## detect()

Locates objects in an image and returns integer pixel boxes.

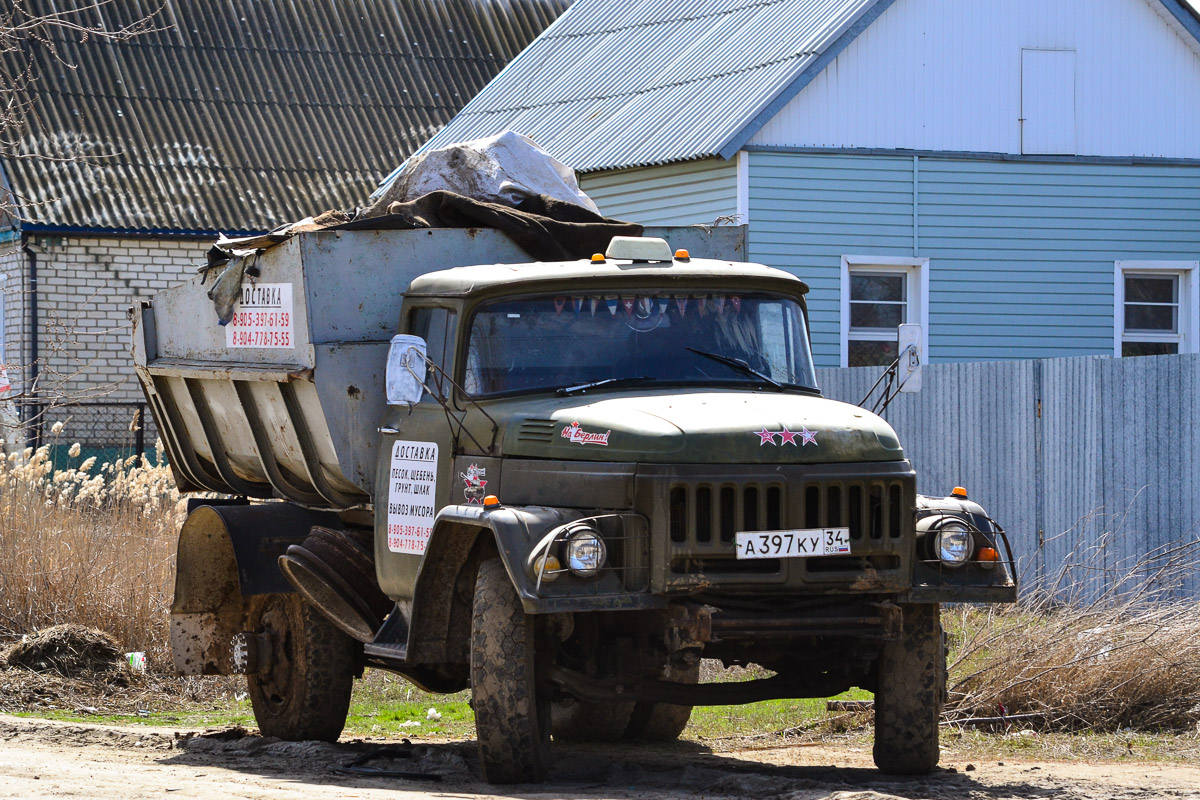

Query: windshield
[463,291,818,397]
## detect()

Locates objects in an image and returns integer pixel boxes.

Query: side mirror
[386,335,428,406]
[897,323,923,393]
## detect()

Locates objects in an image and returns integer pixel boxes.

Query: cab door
[374,305,458,602]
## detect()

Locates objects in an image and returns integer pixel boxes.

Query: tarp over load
[204,134,642,324]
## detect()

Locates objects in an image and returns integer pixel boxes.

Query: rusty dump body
[136,225,1015,783]
[132,228,534,506]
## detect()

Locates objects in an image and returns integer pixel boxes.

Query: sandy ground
[1,714,1198,800]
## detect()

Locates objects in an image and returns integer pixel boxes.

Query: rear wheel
[552,698,635,741]
[872,603,944,774]
[471,558,551,784]
[246,593,356,741]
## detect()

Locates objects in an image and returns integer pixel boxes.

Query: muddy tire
[246,593,356,742]
[624,661,697,741]
[872,603,944,774]
[552,698,635,741]
[471,558,550,784]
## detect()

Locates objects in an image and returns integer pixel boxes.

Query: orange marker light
[591,253,606,263]
[951,486,968,498]
[483,495,501,507]
[674,249,690,260]
[978,547,999,562]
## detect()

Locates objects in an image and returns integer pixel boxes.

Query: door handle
[377,427,399,435]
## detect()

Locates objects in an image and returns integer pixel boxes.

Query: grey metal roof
[415,0,889,174]
[0,0,569,236]
[414,0,1200,176]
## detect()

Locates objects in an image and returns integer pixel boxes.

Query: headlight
[564,526,607,577]
[934,520,972,567]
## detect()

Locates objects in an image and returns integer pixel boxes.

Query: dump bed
[132,228,532,507]
[133,225,746,509]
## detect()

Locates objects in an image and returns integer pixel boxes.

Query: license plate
[735,528,851,560]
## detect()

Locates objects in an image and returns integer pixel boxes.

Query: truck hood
[498,390,904,464]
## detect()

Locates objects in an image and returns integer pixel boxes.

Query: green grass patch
[688,688,873,740]
[8,703,257,729]
[343,677,475,738]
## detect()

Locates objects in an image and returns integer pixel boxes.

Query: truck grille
[637,462,916,588]
[668,479,905,545]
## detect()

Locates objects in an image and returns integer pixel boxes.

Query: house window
[1115,262,1198,357]
[841,257,929,368]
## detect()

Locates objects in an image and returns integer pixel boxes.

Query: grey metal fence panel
[818,354,1200,599]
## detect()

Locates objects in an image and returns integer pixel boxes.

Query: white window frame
[1114,261,1199,357]
[735,151,750,225]
[840,256,929,369]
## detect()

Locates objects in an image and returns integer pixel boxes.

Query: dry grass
[0,426,184,667]
[2,429,1199,738]
[945,534,1200,732]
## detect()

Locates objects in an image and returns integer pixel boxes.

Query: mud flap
[170,503,343,675]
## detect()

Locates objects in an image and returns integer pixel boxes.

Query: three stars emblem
[754,426,818,446]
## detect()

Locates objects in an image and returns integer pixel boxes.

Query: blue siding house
[411,0,1200,368]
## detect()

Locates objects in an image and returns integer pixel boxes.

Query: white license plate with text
[735,528,851,560]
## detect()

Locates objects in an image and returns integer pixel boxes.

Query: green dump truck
[133,228,1015,784]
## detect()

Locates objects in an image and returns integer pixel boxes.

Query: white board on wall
[1021,49,1077,155]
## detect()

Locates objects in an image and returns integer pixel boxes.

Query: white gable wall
[748,0,1200,158]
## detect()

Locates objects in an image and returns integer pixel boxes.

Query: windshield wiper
[686,348,783,389]
[556,376,654,396]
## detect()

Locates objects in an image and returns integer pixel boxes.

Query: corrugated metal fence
[817,354,1200,600]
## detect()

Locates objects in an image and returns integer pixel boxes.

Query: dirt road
[1,714,1197,800]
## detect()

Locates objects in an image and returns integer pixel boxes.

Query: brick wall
[29,236,206,403]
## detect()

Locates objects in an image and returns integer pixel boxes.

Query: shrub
[0,435,183,665]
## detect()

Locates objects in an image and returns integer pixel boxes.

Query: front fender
[405,504,661,665]
[900,496,1018,604]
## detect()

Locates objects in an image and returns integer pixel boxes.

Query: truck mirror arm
[857,344,920,417]
[409,357,500,456]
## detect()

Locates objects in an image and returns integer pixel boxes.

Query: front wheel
[246,593,356,741]
[471,558,551,784]
[872,603,944,774]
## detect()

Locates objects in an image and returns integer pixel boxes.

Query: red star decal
[778,426,799,446]
[755,427,777,446]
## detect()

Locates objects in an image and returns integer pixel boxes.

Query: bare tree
[1,1,162,218]
[0,1,163,447]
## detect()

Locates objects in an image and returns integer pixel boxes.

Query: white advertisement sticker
[225,283,294,348]
[386,440,439,554]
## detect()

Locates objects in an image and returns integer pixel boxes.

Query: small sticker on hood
[561,421,611,446]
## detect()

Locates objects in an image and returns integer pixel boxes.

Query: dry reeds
[0,426,184,665]
[945,530,1200,733]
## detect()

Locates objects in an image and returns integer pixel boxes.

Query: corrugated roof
[415,0,886,174]
[415,0,1200,176]
[0,0,570,235]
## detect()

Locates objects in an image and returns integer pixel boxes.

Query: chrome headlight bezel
[563,526,607,578]
[933,519,973,567]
